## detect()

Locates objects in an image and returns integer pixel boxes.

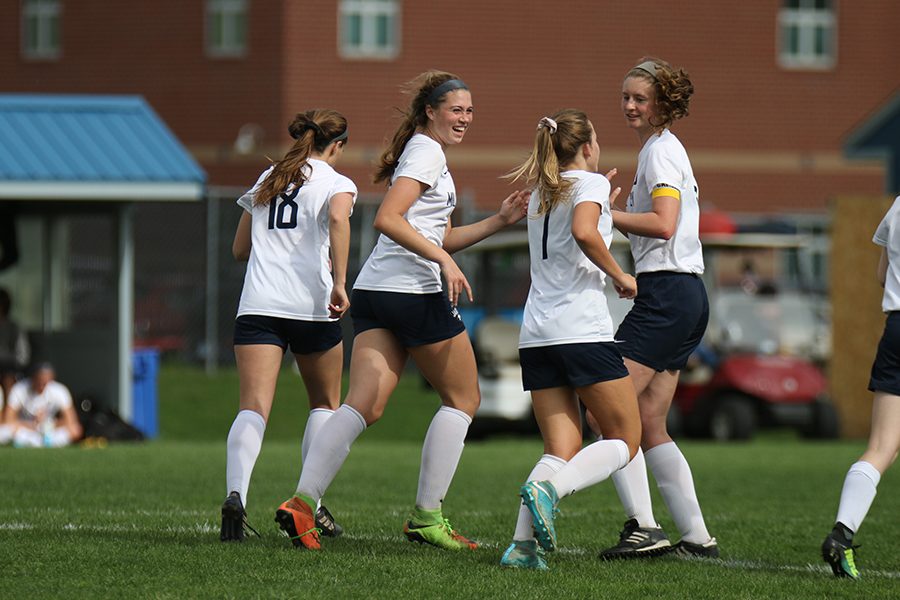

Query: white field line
[4,520,900,581]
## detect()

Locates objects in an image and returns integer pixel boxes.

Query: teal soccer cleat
[519,480,559,552]
[500,539,548,570]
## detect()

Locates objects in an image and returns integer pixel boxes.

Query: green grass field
[2,364,897,599]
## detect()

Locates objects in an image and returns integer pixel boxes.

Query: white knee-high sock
[513,454,566,541]
[296,404,367,501]
[549,439,630,498]
[646,441,710,544]
[47,428,72,448]
[13,428,42,448]
[836,461,881,533]
[302,408,335,465]
[611,447,658,528]
[416,406,472,510]
[225,409,266,507]
[0,424,13,445]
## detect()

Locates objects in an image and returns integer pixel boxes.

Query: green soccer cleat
[403,507,477,550]
[520,480,559,552]
[822,525,860,579]
[500,539,549,570]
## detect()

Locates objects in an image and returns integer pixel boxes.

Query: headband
[329,129,349,144]
[537,117,558,134]
[291,122,349,145]
[634,60,658,79]
[426,78,469,106]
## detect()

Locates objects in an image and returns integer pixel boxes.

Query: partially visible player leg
[501,453,565,570]
[599,359,671,559]
[402,332,480,550]
[279,329,405,549]
[505,386,581,567]
[823,391,900,578]
[222,344,281,541]
[522,378,637,554]
[639,368,717,557]
[295,342,344,537]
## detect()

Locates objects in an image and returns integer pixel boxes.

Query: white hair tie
[537,117,558,134]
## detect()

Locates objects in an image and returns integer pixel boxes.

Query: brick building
[3,0,898,214]
[2,0,899,363]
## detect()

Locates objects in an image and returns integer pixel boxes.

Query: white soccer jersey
[354,134,457,294]
[874,196,900,313]
[625,129,704,274]
[7,380,72,423]
[519,171,616,348]
[236,159,358,321]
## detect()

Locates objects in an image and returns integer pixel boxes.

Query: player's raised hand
[498,189,530,225]
[609,186,623,210]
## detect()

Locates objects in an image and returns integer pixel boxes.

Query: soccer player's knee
[625,438,641,461]
[544,440,581,461]
[442,395,479,417]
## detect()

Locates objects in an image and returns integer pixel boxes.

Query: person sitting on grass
[0,362,82,448]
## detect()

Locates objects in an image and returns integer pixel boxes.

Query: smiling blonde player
[499,110,641,570]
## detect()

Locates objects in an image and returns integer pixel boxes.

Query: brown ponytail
[253,109,348,207]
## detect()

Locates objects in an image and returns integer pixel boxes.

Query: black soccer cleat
[599,518,672,560]
[822,523,860,579]
[315,504,344,538]
[672,537,719,558]
[220,491,260,542]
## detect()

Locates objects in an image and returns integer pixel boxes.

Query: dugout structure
[830,196,895,438]
[0,95,205,421]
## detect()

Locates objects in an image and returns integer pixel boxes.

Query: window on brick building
[778,0,836,70]
[206,0,247,58]
[21,0,61,60]
[339,0,399,60]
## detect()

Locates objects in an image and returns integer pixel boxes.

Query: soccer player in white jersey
[589,57,718,559]
[0,362,82,448]
[275,70,528,551]
[821,196,900,579]
[497,110,641,570]
[220,109,356,542]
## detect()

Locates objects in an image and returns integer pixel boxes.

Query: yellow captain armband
[651,184,681,200]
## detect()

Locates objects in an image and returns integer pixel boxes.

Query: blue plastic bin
[132,348,160,438]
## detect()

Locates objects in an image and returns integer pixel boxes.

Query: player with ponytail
[221,108,355,542]
[499,109,640,570]
[276,70,529,552]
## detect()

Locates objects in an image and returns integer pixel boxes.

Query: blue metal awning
[0,94,205,201]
